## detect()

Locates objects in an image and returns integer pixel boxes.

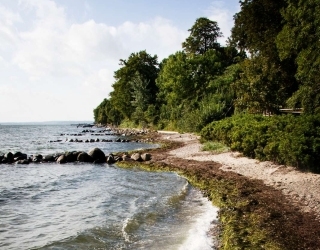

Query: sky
[0,0,240,122]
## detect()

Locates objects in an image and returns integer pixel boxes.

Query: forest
[93,0,320,171]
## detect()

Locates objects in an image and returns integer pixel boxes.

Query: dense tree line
[94,0,320,133]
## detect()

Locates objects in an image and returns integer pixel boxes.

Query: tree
[130,72,151,125]
[230,0,298,113]
[93,98,122,125]
[233,56,290,114]
[276,0,320,113]
[231,0,287,56]
[182,17,222,55]
[109,51,159,119]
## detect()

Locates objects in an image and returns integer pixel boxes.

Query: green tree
[109,50,159,119]
[93,98,122,125]
[130,72,151,125]
[182,17,222,55]
[231,0,286,56]
[276,0,320,113]
[230,0,298,113]
[233,56,290,113]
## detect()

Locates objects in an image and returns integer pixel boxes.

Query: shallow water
[0,124,218,249]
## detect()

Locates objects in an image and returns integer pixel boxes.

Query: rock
[65,151,78,162]
[4,152,13,162]
[106,154,116,164]
[57,155,67,164]
[77,152,93,162]
[122,153,133,162]
[14,155,27,161]
[131,153,142,161]
[88,148,105,163]
[43,154,55,162]
[16,159,29,165]
[32,155,42,163]
[141,153,151,161]
[13,152,24,158]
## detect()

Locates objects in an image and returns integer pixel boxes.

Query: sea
[0,123,219,250]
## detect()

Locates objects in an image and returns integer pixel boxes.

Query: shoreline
[127,131,320,249]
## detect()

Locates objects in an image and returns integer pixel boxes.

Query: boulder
[106,154,116,164]
[88,148,105,163]
[141,153,151,161]
[32,155,42,163]
[77,152,93,162]
[14,154,27,161]
[122,154,133,162]
[65,151,78,162]
[4,152,13,162]
[57,155,67,164]
[13,152,24,158]
[16,159,29,165]
[131,153,142,162]
[43,154,55,162]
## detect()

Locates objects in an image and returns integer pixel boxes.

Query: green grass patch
[202,141,230,153]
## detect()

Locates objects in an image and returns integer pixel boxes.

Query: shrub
[201,114,320,172]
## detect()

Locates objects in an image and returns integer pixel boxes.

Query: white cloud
[207,0,239,44]
[116,17,187,59]
[0,0,189,122]
[0,5,21,46]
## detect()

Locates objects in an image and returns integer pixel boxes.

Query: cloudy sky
[0,0,240,122]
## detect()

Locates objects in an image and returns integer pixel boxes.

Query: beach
[144,131,320,249]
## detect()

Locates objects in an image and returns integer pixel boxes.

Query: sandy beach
[157,131,320,218]
[145,131,320,249]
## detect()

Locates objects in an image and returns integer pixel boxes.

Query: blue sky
[0,0,240,122]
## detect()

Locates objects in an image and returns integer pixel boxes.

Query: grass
[202,141,230,154]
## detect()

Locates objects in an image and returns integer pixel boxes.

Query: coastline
[124,130,320,249]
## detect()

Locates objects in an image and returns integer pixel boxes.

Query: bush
[201,114,320,172]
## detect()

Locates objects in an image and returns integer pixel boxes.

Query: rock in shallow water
[88,148,105,163]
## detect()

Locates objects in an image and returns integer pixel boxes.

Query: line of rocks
[49,138,153,143]
[0,148,151,165]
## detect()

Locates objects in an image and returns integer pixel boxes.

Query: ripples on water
[0,124,218,249]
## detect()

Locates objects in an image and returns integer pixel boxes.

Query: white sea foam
[178,197,219,250]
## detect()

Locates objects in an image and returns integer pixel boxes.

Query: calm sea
[0,124,218,250]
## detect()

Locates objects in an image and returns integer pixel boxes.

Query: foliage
[201,141,230,153]
[201,114,320,172]
[110,50,159,120]
[93,98,122,125]
[233,56,292,114]
[182,17,222,55]
[276,0,320,114]
[230,0,299,114]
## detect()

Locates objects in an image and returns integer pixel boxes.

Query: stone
[16,159,29,165]
[43,154,55,162]
[106,154,116,164]
[57,155,67,164]
[131,153,142,161]
[77,152,93,162]
[65,151,78,162]
[88,148,105,162]
[141,153,151,161]
[4,152,13,162]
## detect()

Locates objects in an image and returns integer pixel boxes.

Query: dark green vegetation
[95,0,320,171]
[117,141,320,250]
[201,114,320,172]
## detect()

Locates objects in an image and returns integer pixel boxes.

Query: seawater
[0,124,218,249]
